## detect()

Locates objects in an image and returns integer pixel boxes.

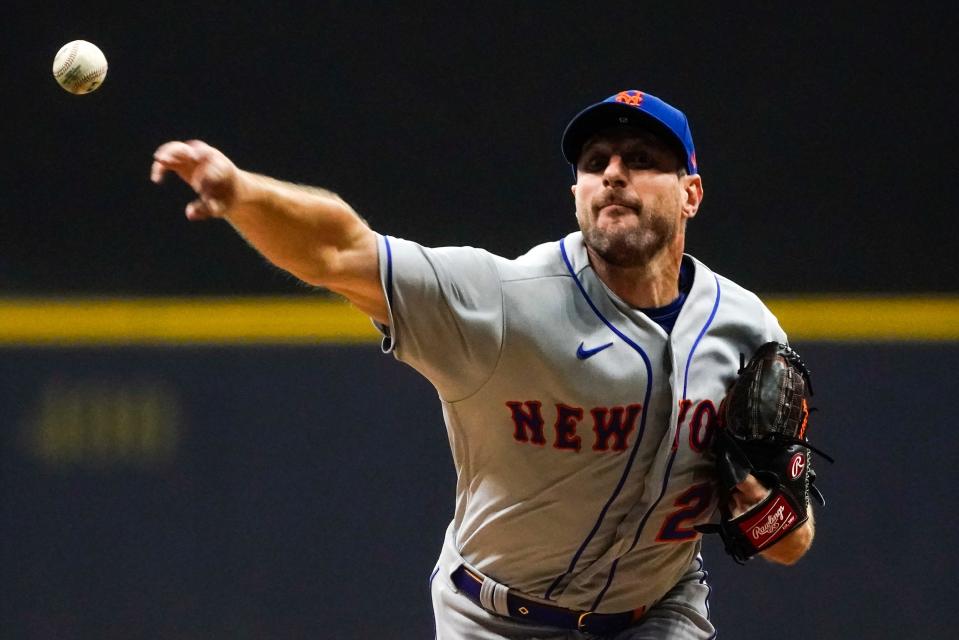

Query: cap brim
[561,102,684,166]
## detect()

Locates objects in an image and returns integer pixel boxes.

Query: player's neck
[588,238,684,309]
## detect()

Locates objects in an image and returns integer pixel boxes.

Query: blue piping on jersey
[384,235,395,310]
[591,270,722,610]
[380,236,396,351]
[590,442,681,609]
[545,238,655,601]
[683,275,722,399]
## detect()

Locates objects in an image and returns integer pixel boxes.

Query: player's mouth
[596,202,639,217]
[594,192,641,215]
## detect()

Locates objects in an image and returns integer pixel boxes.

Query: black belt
[450,565,645,635]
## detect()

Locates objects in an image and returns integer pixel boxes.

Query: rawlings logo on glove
[697,342,833,564]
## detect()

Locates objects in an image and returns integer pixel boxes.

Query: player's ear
[681,175,703,220]
[570,184,577,197]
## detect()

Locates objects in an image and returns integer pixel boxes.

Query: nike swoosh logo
[576,341,614,360]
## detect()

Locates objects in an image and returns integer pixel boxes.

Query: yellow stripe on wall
[0,297,378,346]
[765,296,959,341]
[0,296,956,345]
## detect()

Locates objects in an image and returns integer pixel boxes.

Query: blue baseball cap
[561,90,698,175]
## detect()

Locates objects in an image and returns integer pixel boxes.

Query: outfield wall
[1,302,955,639]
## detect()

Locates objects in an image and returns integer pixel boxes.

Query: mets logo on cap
[614,91,644,107]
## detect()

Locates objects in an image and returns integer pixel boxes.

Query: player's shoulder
[381,233,569,284]
[496,231,580,282]
[687,255,764,307]
[687,254,787,342]
[383,234,497,267]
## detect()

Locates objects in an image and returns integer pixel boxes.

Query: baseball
[52,40,108,94]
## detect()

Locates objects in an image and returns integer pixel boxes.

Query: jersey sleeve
[761,304,789,345]
[374,234,505,402]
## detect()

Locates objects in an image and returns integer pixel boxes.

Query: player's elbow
[290,245,343,286]
[293,228,374,286]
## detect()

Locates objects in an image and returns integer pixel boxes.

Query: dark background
[2,2,956,295]
[3,3,958,640]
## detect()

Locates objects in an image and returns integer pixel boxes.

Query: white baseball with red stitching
[53,40,108,94]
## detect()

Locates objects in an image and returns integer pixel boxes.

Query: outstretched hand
[150,140,240,221]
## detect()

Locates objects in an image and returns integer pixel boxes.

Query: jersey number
[657,483,714,542]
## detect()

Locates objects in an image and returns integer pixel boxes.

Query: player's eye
[624,151,653,168]
[580,154,608,173]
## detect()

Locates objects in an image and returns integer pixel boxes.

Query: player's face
[572,127,701,268]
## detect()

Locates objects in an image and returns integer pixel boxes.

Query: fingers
[151,140,197,185]
[150,140,227,183]
[149,159,167,183]
[152,139,233,219]
[185,199,209,221]
[185,197,225,221]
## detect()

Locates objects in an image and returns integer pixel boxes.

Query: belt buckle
[577,611,592,632]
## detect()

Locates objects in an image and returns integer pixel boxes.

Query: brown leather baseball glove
[697,342,832,563]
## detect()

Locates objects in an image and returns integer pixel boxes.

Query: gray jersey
[375,230,786,615]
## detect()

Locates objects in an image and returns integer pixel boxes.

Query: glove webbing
[738,344,814,395]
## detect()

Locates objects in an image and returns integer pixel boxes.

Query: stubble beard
[579,203,678,269]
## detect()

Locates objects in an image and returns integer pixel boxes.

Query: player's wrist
[219,170,273,219]
[728,476,771,517]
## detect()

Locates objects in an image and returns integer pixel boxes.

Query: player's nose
[602,155,628,187]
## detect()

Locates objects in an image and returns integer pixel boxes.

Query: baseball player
[151,89,817,638]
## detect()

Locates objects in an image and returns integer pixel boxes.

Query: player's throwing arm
[150,140,386,322]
